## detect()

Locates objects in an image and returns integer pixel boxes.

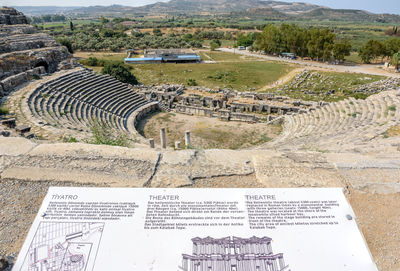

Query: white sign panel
[13,187,377,271]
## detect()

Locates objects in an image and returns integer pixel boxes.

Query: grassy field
[75,50,392,101]
[74,51,126,62]
[132,61,292,90]
[202,39,236,48]
[37,19,96,29]
[76,50,294,91]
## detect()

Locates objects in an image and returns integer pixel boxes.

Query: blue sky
[5,0,400,15]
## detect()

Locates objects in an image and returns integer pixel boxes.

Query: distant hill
[11,6,80,16]
[12,1,400,23]
[129,0,321,14]
[295,8,400,23]
[239,7,400,23]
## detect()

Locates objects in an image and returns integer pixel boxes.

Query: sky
[4,0,400,15]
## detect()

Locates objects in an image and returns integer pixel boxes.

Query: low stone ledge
[0,66,45,94]
[126,101,160,144]
[0,136,37,156]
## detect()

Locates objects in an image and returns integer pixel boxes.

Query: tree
[236,33,257,47]
[101,63,138,85]
[213,39,221,46]
[391,52,400,70]
[70,21,74,31]
[153,28,162,36]
[210,41,219,51]
[333,39,352,62]
[255,24,281,54]
[100,17,109,24]
[56,38,73,54]
[359,39,385,63]
[384,38,400,57]
[42,15,52,22]
[307,28,335,61]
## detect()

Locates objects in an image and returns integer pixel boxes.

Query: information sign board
[13,187,377,271]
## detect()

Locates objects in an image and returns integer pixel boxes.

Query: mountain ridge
[12,0,400,23]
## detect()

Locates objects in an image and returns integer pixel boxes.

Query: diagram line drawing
[180,236,290,271]
[20,222,104,271]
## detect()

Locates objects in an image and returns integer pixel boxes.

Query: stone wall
[176,104,215,117]
[125,102,160,143]
[176,104,265,123]
[135,83,316,124]
[0,66,45,96]
[0,24,37,36]
[0,33,58,54]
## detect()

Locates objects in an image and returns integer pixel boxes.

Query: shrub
[32,74,41,80]
[63,136,78,142]
[86,57,98,66]
[0,106,9,115]
[388,105,397,111]
[187,78,197,86]
[101,63,138,85]
[89,120,129,147]
[210,41,219,51]
[56,38,74,54]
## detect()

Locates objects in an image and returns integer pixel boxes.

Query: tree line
[30,14,67,24]
[359,38,400,64]
[254,24,351,62]
[49,23,204,51]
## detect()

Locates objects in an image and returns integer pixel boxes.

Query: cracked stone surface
[253,151,346,188]
[1,138,400,270]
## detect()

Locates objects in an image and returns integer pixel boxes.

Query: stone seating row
[27,70,149,133]
[272,90,400,150]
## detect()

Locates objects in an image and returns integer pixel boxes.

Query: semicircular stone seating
[269,90,400,151]
[27,69,149,134]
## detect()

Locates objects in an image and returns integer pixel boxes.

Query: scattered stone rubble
[279,69,400,96]
[355,77,400,94]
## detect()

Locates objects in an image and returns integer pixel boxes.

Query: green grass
[63,136,78,143]
[77,50,292,91]
[74,51,125,62]
[345,52,363,64]
[131,61,292,91]
[202,39,235,47]
[198,51,240,61]
[38,19,95,29]
[0,105,9,115]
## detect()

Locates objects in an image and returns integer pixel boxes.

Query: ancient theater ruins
[1,5,400,271]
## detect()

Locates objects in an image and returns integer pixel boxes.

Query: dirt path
[258,68,304,91]
[219,48,400,78]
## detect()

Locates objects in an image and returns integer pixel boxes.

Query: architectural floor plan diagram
[20,222,104,271]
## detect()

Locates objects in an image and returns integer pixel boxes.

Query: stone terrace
[21,69,153,140]
[264,90,400,153]
[0,7,70,98]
